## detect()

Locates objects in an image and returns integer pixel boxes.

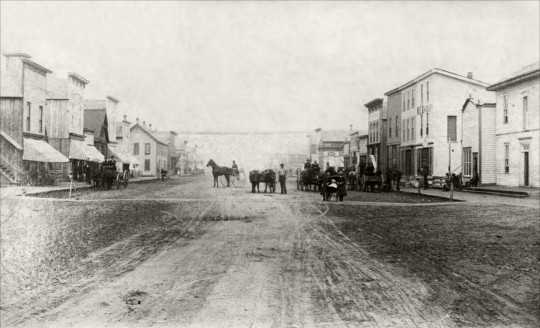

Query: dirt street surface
[1,176,538,328]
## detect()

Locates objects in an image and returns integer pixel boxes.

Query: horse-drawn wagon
[296,168,323,191]
[91,165,129,190]
[360,173,383,192]
[206,159,245,188]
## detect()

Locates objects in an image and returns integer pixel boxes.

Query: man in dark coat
[421,165,429,190]
[304,159,311,170]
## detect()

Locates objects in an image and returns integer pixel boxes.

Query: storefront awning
[86,145,105,163]
[107,146,131,164]
[127,154,140,165]
[69,139,94,161]
[23,138,69,163]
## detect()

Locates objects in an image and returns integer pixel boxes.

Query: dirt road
[1,176,538,327]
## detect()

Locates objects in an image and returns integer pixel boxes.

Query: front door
[523,152,529,186]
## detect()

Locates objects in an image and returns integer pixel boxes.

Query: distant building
[385,68,492,179]
[385,87,402,170]
[487,61,540,187]
[113,114,139,171]
[364,98,387,172]
[317,130,349,170]
[154,130,179,174]
[461,98,497,186]
[130,119,168,176]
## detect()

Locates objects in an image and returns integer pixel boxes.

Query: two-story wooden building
[487,61,539,187]
[130,119,168,176]
[0,53,68,185]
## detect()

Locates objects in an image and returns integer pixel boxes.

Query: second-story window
[406,119,410,140]
[395,116,398,137]
[412,117,415,139]
[26,102,31,131]
[133,143,139,155]
[407,90,410,109]
[447,116,457,142]
[421,84,424,104]
[376,122,379,142]
[39,106,43,133]
[402,119,405,141]
[412,88,415,108]
[523,96,528,130]
[389,118,392,137]
[402,93,405,112]
[426,82,430,102]
[145,143,151,155]
[503,95,508,124]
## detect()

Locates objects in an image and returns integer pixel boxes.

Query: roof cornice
[486,70,540,91]
[385,68,490,96]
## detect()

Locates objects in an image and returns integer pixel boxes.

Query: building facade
[365,98,387,172]
[487,62,539,187]
[385,91,401,171]
[130,120,168,176]
[461,98,496,186]
[0,53,69,185]
[385,69,493,180]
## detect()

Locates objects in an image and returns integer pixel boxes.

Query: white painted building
[487,61,540,187]
[461,99,497,186]
[130,119,168,176]
[385,69,493,178]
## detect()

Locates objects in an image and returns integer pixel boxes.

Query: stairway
[0,161,19,185]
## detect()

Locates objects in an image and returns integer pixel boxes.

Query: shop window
[145,159,151,171]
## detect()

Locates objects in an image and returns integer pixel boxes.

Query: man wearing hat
[304,159,312,170]
[278,163,287,194]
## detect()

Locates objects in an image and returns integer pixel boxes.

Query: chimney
[350,124,353,131]
[136,118,139,124]
[149,123,152,130]
[467,72,473,79]
[123,114,127,121]
[143,121,146,127]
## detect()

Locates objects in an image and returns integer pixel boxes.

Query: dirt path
[4,178,536,327]
[13,183,455,328]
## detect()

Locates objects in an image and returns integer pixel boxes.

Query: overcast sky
[1,1,538,133]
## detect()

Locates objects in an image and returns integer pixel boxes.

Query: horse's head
[206,159,213,167]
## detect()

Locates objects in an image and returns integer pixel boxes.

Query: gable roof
[462,98,496,111]
[84,109,109,142]
[130,123,168,145]
[385,68,490,96]
[487,61,540,91]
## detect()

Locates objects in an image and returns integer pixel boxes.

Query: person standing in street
[278,163,287,194]
[421,165,429,190]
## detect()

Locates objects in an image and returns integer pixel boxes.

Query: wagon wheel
[360,174,366,192]
[219,175,229,187]
[123,171,129,188]
[116,174,121,190]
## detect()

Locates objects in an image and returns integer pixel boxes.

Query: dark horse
[206,159,232,187]
[249,169,276,193]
